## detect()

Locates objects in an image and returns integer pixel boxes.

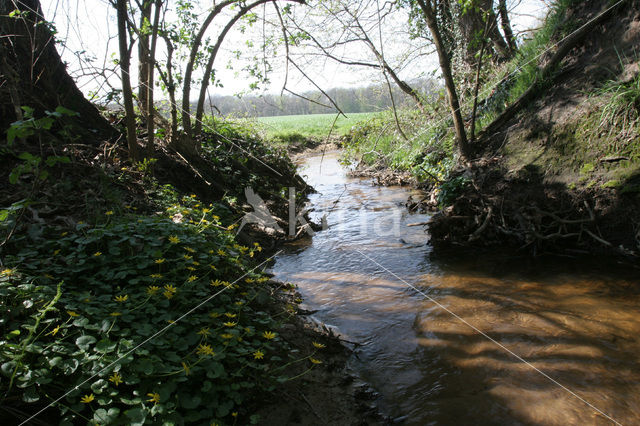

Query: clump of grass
[597,72,640,128]
[468,0,583,129]
[342,108,458,184]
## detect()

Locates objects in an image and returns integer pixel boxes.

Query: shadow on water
[274,152,640,425]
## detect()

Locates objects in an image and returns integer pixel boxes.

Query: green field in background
[255,112,378,139]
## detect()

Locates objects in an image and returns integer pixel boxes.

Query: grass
[253,112,379,139]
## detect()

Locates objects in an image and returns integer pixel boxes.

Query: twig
[469,206,493,241]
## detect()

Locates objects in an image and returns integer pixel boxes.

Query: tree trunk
[117,0,140,161]
[137,0,152,114]
[194,0,273,134]
[498,0,517,53]
[181,0,236,139]
[416,0,470,159]
[0,0,116,140]
[146,0,162,148]
[458,0,511,64]
[486,5,510,59]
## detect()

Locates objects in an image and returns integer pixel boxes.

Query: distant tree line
[198,78,440,117]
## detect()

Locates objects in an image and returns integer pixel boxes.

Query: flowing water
[273,152,640,425]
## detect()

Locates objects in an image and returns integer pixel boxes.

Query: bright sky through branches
[43,0,547,104]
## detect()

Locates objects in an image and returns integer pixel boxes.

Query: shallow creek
[272,152,640,425]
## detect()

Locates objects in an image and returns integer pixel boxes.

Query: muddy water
[273,152,640,425]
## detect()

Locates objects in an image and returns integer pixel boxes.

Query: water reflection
[274,152,640,425]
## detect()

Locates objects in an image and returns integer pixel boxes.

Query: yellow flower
[209,264,217,270]
[209,312,221,318]
[202,208,210,213]
[231,412,238,417]
[147,286,160,295]
[105,210,114,216]
[114,294,128,303]
[196,343,215,356]
[182,362,191,376]
[221,333,233,339]
[262,331,276,340]
[210,279,223,287]
[53,249,61,256]
[168,235,180,244]
[244,327,253,334]
[312,342,326,349]
[48,325,61,336]
[186,266,196,271]
[224,313,237,318]
[164,284,176,293]
[0,268,16,277]
[253,242,262,251]
[67,311,79,317]
[310,357,323,364]
[197,327,211,336]
[184,247,195,253]
[227,224,237,231]
[155,258,165,264]
[183,254,192,260]
[245,278,255,283]
[110,312,122,317]
[257,277,269,283]
[253,350,264,360]
[147,392,160,404]
[93,251,102,257]
[61,231,68,236]
[109,372,123,386]
[163,291,174,299]
[234,301,243,306]
[217,249,226,256]
[192,261,200,266]
[80,394,95,403]
[150,273,163,279]
[187,275,197,282]
[223,322,237,327]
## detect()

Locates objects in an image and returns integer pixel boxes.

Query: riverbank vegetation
[340,0,640,257]
[1,0,639,424]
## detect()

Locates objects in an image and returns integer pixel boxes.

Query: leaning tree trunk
[416,0,471,159]
[0,0,116,140]
[458,0,511,65]
[117,0,140,161]
[498,0,517,53]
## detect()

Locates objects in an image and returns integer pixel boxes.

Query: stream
[272,152,640,425]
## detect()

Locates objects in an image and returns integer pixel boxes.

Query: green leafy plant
[0,195,313,425]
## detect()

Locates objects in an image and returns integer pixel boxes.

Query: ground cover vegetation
[1,0,639,423]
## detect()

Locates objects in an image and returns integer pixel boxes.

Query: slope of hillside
[428,0,640,258]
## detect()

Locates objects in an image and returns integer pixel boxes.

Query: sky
[42,0,549,103]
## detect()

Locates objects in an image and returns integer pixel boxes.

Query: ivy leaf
[94,407,119,424]
[60,358,79,374]
[95,339,117,353]
[124,407,147,426]
[180,394,201,410]
[1,362,16,377]
[23,386,40,403]
[75,335,97,351]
